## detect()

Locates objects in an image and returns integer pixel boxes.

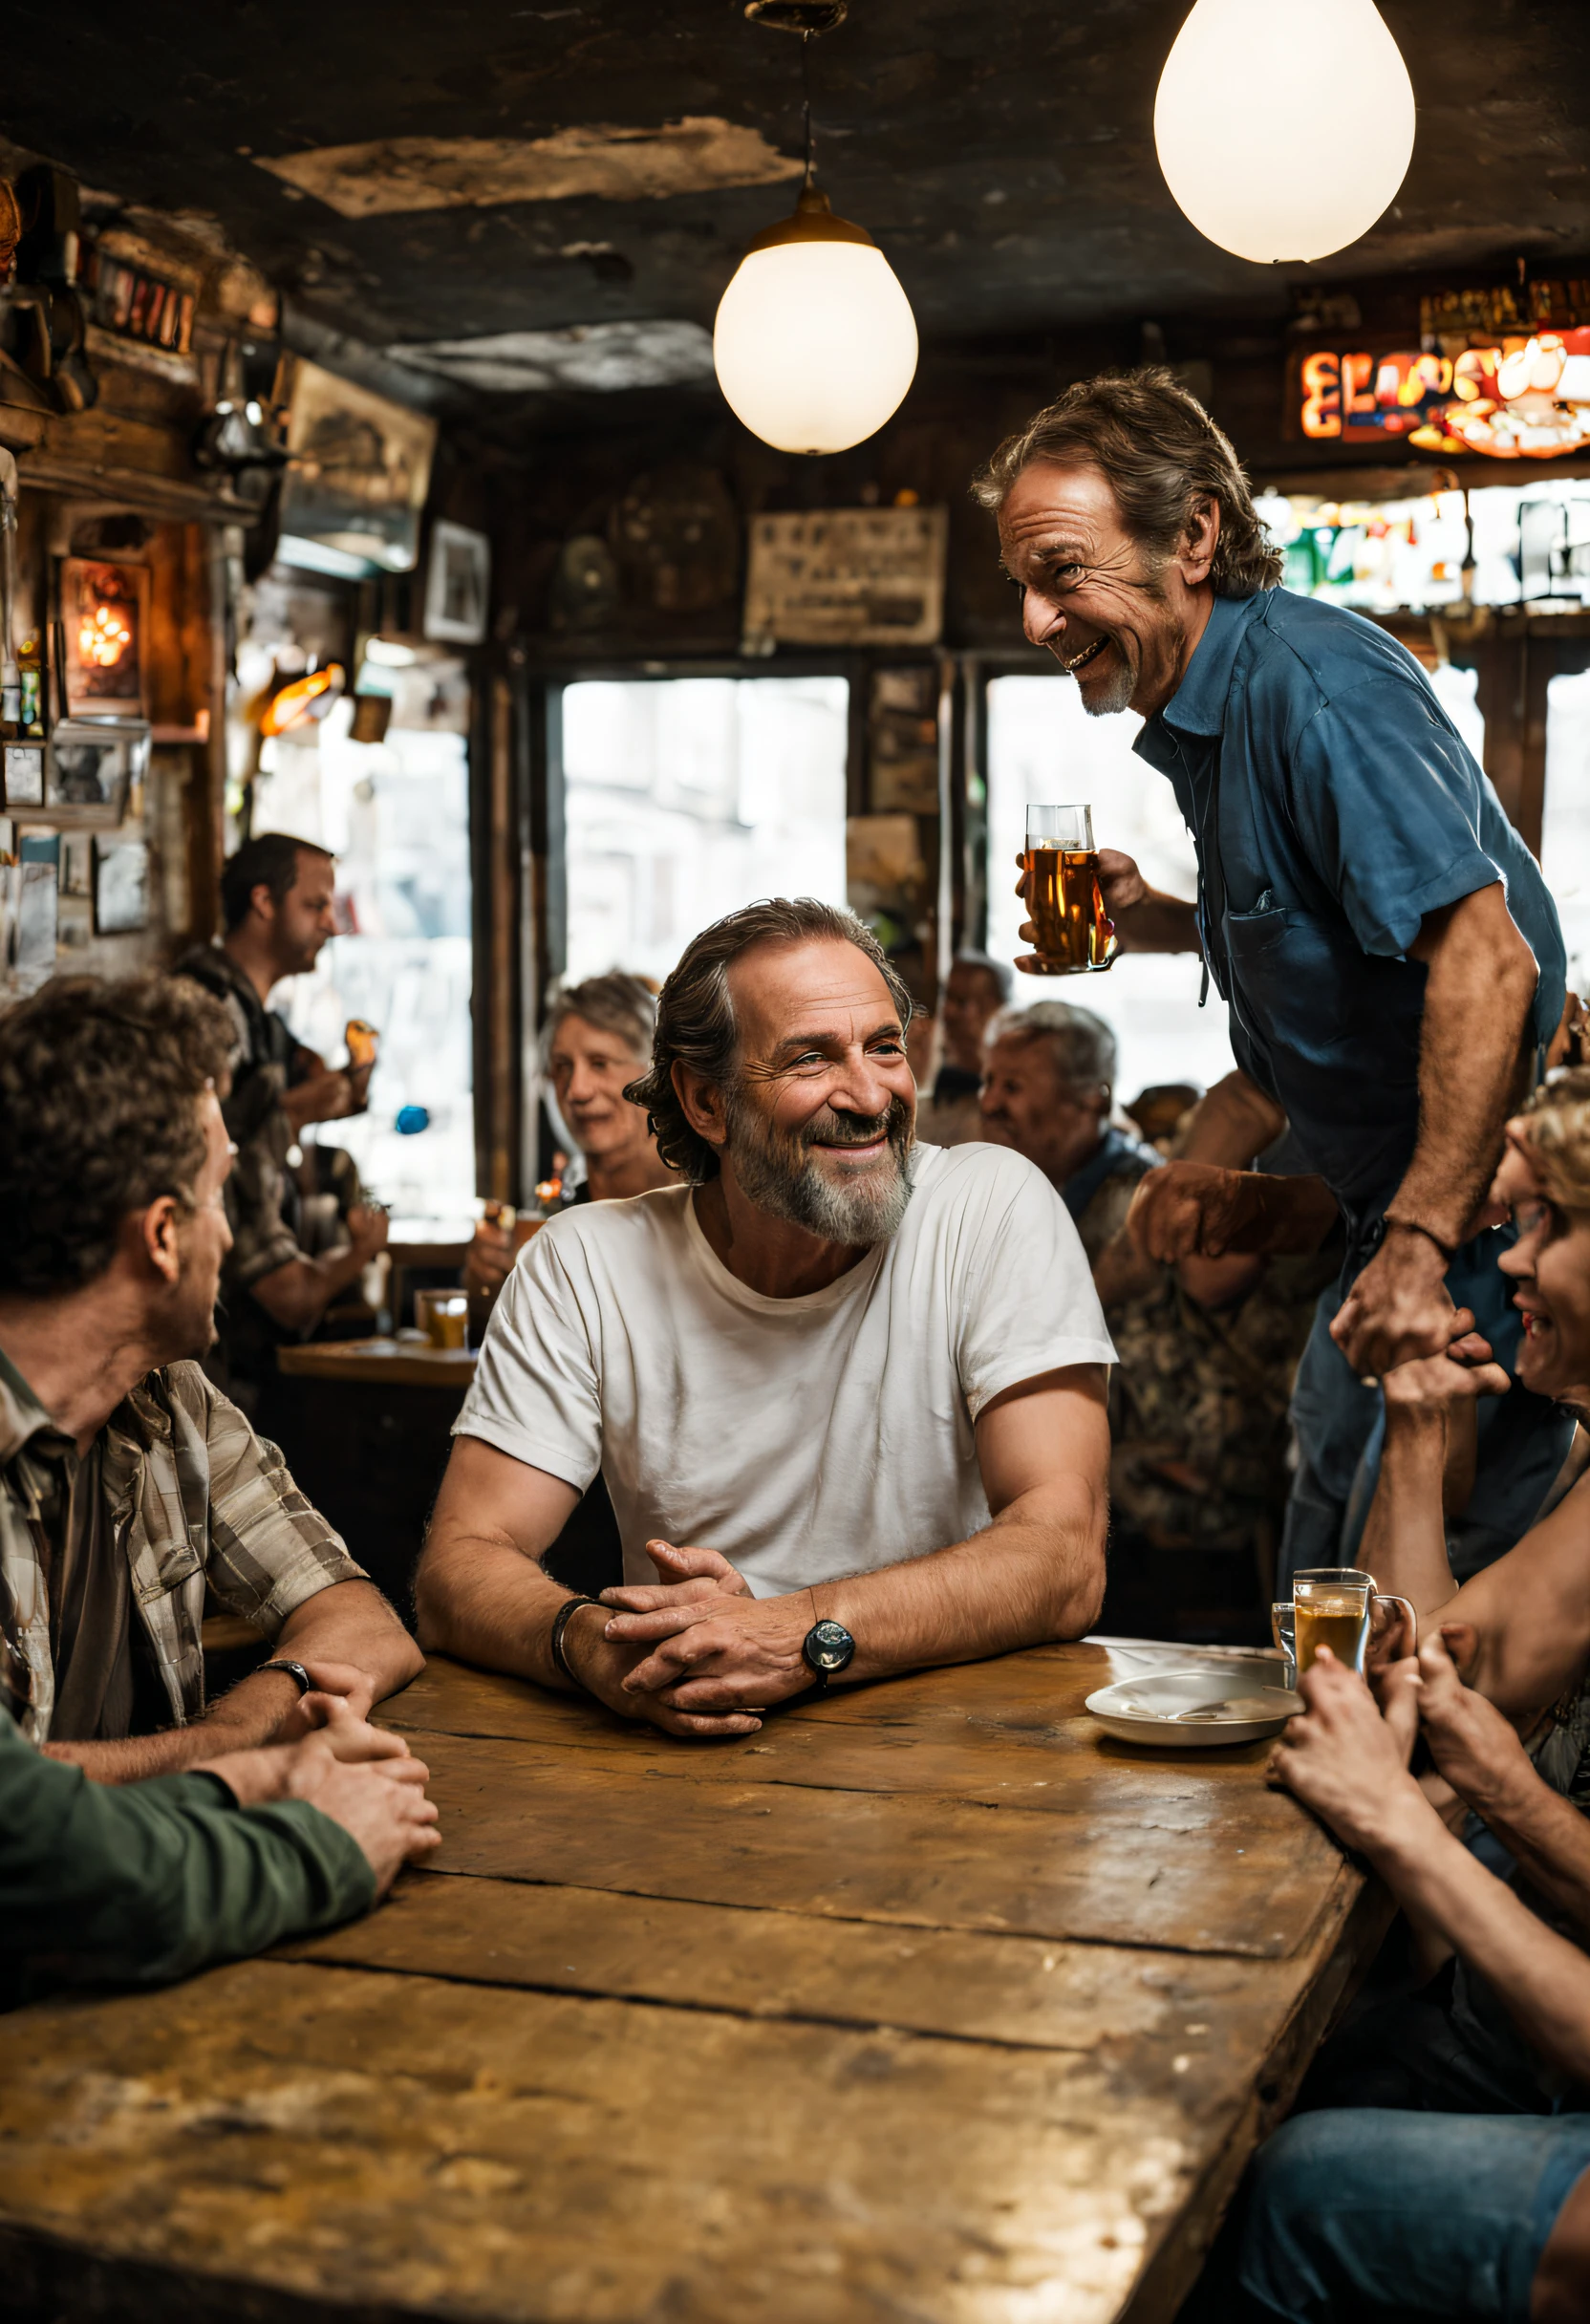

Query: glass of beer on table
[1280,1569,1419,1677]
[1024,805,1117,974]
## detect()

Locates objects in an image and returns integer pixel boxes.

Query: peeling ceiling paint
[390,320,716,392]
[255,120,804,219]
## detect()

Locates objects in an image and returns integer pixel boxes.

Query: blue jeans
[1228,2107,1590,2322]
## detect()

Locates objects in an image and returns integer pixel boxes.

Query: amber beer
[1291,1569,1420,1675]
[1024,805,1116,974]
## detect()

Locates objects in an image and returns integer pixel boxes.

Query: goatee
[725,1092,916,1246]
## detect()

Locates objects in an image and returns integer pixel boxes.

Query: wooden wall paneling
[470,667,521,1202]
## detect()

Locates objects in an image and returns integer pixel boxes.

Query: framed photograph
[279,355,437,579]
[423,520,491,645]
[59,831,93,897]
[92,837,149,935]
[43,717,150,828]
[60,558,150,717]
[2,742,45,809]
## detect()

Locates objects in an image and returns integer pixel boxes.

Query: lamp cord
[802,31,815,188]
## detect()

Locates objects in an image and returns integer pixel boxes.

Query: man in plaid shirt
[0,974,420,1775]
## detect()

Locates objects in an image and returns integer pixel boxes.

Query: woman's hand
[1414,1626,1536,1818]
[1268,1648,1429,1856]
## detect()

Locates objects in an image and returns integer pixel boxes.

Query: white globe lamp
[1154,0,1416,264]
[713,184,919,455]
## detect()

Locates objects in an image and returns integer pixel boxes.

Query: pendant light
[1153,0,1416,265]
[714,3,917,455]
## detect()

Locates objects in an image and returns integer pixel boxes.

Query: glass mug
[1271,1568,1419,1678]
[415,1288,469,1350]
[1023,804,1117,974]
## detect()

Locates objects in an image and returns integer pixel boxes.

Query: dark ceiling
[9,0,1590,363]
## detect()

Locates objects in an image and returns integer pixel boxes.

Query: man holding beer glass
[977,367,1570,1584]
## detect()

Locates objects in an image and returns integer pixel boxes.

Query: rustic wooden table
[0,1641,1384,2324]
[277,1334,478,1391]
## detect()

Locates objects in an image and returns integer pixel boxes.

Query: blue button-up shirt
[1133,587,1564,1233]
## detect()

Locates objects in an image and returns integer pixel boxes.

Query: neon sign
[1298,331,1590,459]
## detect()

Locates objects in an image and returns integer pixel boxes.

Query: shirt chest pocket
[128,1527,205,1607]
[1224,903,1422,1074]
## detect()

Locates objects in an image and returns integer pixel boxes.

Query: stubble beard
[723,1089,916,1247]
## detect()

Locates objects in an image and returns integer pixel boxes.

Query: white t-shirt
[456,1142,1115,1599]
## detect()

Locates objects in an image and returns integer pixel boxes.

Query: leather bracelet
[549,1595,603,1692]
[1383,1215,1458,1264]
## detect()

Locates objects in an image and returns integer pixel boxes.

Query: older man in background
[419,898,1112,1736]
[915,950,1011,1146]
[978,1001,1160,1268]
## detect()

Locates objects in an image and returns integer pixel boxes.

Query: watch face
[806,1618,855,1672]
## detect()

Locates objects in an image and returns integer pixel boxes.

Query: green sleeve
[0,1712,376,2005]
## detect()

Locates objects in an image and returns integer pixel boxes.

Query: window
[561,676,849,984]
[253,688,476,1236]
[984,673,1235,1107]
[1543,667,1590,996]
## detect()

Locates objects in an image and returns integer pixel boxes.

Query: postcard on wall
[93,837,150,936]
[741,506,948,651]
[61,559,150,718]
[2,742,44,808]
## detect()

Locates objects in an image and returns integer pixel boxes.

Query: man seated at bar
[977,1000,1161,1268]
[463,971,671,1323]
[914,950,1011,1146]
[0,974,421,1772]
[176,833,390,1420]
[3,1697,438,2011]
[1206,1073,1590,2319]
[418,898,1112,1737]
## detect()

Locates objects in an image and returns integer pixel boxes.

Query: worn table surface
[277,1334,479,1389]
[0,1642,1382,2324]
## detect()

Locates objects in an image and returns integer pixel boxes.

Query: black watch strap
[550,1595,603,1691]
[258,1659,312,1696]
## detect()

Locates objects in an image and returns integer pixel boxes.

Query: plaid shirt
[0,1354,364,1745]
[173,944,303,1290]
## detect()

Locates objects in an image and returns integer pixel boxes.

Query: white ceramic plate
[1085,1668,1301,1748]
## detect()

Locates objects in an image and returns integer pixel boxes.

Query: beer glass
[1292,1569,1418,1676]
[416,1289,469,1350]
[1270,1602,1297,1686]
[1024,804,1117,974]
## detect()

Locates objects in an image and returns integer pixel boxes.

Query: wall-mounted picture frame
[279,355,437,579]
[60,558,150,718]
[42,717,150,828]
[422,519,491,645]
[92,836,149,936]
[1,742,45,809]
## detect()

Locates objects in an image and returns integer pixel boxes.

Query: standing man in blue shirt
[977,368,1571,1582]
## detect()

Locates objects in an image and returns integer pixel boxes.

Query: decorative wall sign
[93,837,150,935]
[61,558,149,716]
[741,506,948,650]
[81,243,196,355]
[422,520,491,645]
[1296,330,1590,459]
[279,357,437,578]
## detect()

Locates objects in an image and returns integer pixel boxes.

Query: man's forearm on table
[276,1578,422,1700]
[42,1668,309,1780]
[415,1531,570,1689]
[817,1482,1107,1681]
[1373,1807,1590,2087]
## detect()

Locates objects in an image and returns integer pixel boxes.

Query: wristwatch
[258,1659,313,1695]
[801,1618,856,1696]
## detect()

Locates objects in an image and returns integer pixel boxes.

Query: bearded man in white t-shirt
[418,898,1113,1738]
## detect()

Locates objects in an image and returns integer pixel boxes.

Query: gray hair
[540,972,657,1075]
[971,366,1283,598]
[987,1001,1116,1099]
[625,897,915,1184]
